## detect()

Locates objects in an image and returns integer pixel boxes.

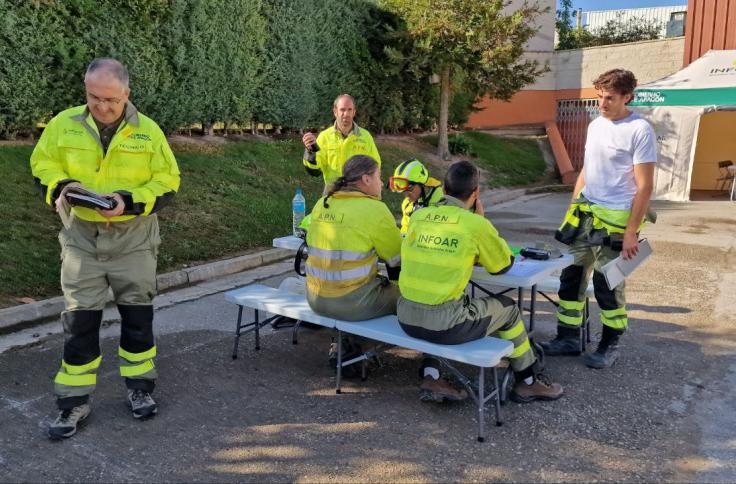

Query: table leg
[493,367,503,427]
[254,309,260,351]
[529,284,537,334]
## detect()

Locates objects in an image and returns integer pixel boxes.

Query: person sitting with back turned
[305,155,402,372]
[397,161,564,403]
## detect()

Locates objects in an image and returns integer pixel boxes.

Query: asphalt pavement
[1,193,734,482]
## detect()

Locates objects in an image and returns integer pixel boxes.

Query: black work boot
[584,326,623,369]
[539,325,581,356]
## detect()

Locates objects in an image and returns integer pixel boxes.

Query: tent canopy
[631,49,736,106]
[629,50,736,201]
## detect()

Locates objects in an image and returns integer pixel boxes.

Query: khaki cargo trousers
[54,215,160,409]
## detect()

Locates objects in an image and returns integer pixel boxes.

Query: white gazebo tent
[631,50,736,201]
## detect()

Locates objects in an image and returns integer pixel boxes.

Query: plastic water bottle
[292,187,306,238]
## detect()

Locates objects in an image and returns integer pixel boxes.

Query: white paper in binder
[601,239,653,290]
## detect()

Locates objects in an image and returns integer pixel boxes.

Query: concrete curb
[0,247,292,333]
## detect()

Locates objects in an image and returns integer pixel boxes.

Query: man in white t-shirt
[541,69,657,369]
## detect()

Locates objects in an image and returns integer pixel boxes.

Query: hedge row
[0,0,474,137]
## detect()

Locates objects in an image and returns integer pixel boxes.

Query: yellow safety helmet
[389,159,439,192]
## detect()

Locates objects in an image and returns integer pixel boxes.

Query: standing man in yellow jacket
[30,58,180,439]
[398,161,563,403]
[302,94,381,189]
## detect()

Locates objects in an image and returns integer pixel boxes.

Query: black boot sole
[509,392,564,404]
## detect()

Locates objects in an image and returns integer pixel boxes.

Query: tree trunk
[251,120,257,135]
[437,67,451,160]
[204,122,214,137]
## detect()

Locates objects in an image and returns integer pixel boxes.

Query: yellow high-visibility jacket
[303,124,380,187]
[400,184,444,235]
[399,196,513,305]
[30,103,180,222]
[306,190,401,298]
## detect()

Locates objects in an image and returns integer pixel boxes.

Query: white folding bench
[225,284,514,442]
[225,284,338,358]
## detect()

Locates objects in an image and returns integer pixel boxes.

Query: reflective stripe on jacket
[555,196,645,245]
[399,196,513,305]
[303,124,381,186]
[30,104,180,222]
[400,185,444,235]
[306,191,401,298]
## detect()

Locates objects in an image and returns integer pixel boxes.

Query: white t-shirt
[581,112,657,210]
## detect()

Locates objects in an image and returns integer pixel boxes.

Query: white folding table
[470,254,574,335]
[274,234,574,335]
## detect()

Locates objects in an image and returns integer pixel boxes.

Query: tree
[556,0,663,51]
[556,0,594,51]
[383,0,548,159]
[593,17,661,45]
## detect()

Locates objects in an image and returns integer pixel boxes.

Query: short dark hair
[444,160,479,201]
[593,69,637,100]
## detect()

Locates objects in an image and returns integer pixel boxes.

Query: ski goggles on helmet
[388,176,413,192]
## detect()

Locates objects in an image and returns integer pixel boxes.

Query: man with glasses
[30,58,180,439]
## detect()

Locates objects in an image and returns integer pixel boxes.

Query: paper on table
[601,239,653,290]
[506,258,545,278]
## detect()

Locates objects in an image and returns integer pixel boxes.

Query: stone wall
[555,37,686,90]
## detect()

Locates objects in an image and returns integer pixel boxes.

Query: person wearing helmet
[389,159,444,235]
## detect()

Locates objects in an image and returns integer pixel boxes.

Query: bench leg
[232,306,244,359]
[335,330,343,394]
[477,368,486,442]
[292,319,303,345]
[492,367,503,427]
[254,309,261,351]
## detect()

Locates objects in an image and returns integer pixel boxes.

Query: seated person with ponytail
[305,155,402,322]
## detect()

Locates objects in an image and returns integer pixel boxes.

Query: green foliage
[0,138,427,304]
[381,0,548,157]
[447,134,473,156]
[557,0,663,50]
[591,17,662,46]
[382,0,548,101]
[0,0,63,137]
[0,0,503,136]
[422,131,546,187]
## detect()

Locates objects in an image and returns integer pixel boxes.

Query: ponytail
[322,155,378,208]
[323,177,348,208]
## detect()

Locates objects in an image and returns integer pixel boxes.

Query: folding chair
[715,161,735,200]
